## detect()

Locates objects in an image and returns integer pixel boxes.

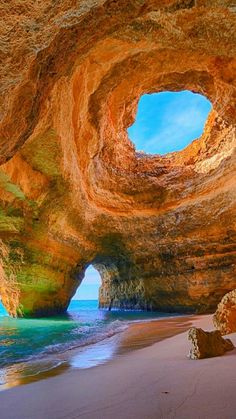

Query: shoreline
[1,314,236,418]
[0,313,196,391]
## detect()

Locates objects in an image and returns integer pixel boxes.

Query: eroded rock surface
[0,1,235,316]
[188,327,234,359]
[214,289,236,335]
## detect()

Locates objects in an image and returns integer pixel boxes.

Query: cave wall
[0,0,235,316]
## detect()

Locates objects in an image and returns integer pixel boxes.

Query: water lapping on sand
[0,300,178,388]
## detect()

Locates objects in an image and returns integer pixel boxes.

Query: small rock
[188,327,234,359]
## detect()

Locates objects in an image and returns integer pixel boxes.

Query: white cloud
[128,91,212,155]
[145,103,210,154]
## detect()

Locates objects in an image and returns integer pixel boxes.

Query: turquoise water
[0,301,177,388]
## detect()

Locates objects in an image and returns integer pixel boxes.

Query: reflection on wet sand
[116,316,196,355]
[1,315,195,390]
[0,361,70,390]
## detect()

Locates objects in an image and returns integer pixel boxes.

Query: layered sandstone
[214,289,236,334]
[0,0,235,317]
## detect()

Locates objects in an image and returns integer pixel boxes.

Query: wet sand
[117,315,195,355]
[1,315,236,418]
[0,315,195,390]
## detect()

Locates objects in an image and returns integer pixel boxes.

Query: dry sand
[1,314,236,419]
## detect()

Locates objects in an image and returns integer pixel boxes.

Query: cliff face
[0,0,235,317]
[214,290,236,334]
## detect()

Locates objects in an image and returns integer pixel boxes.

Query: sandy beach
[1,314,236,419]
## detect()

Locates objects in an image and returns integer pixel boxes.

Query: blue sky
[73,265,101,300]
[73,91,211,300]
[128,91,212,155]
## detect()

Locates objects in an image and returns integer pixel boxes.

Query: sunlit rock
[0,1,235,317]
[188,327,234,359]
[214,290,236,335]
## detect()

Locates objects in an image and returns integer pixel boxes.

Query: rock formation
[188,327,234,359]
[0,1,235,317]
[214,289,236,335]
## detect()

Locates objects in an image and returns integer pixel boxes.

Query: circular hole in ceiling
[127,90,212,155]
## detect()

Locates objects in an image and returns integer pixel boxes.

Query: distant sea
[0,300,178,389]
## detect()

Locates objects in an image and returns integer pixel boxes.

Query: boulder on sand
[188,327,234,360]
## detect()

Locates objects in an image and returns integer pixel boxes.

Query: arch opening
[70,265,102,306]
[127,90,212,155]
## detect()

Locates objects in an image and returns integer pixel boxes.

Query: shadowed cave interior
[71,90,213,309]
[0,0,235,318]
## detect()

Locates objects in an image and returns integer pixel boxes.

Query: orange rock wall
[214,289,236,334]
[0,0,235,316]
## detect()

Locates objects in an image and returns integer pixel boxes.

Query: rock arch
[0,0,235,316]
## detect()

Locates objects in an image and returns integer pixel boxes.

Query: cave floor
[1,314,236,419]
